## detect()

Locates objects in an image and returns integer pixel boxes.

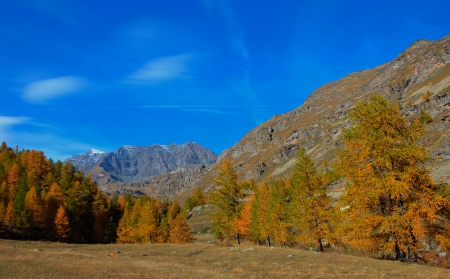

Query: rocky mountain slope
[218,35,450,184]
[66,142,217,190]
[101,34,450,200]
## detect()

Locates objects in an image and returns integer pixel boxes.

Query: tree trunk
[317,238,324,252]
[395,242,404,261]
[236,233,240,245]
[266,236,271,247]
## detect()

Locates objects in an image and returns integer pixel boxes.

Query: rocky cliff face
[93,34,450,199]
[216,34,450,185]
[66,142,217,188]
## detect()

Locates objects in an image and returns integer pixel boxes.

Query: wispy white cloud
[0,116,30,128]
[126,54,193,85]
[137,104,293,116]
[22,76,87,103]
[178,108,239,115]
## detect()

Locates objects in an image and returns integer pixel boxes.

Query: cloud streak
[0,116,30,128]
[22,76,87,103]
[126,54,193,85]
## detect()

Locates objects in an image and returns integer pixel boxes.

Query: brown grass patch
[1,239,449,278]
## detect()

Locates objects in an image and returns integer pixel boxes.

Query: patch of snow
[89,149,106,154]
[159,144,169,151]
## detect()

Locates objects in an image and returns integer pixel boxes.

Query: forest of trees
[0,143,194,244]
[208,95,450,263]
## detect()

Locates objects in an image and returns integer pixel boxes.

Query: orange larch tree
[290,148,331,252]
[7,164,20,199]
[267,180,292,247]
[4,200,14,225]
[209,159,245,244]
[336,95,450,261]
[54,205,71,242]
[169,215,195,244]
[235,193,254,242]
[25,186,44,228]
[249,180,271,246]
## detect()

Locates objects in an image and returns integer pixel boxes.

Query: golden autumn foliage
[209,159,245,244]
[116,202,134,244]
[336,95,450,261]
[91,191,109,243]
[25,186,44,228]
[169,215,195,244]
[7,164,20,198]
[266,180,291,247]
[4,200,14,225]
[54,205,70,241]
[235,194,253,240]
[115,196,194,244]
[249,180,271,246]
[290,148,331,252]
[422,90,431,102]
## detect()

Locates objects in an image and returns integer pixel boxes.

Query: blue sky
[1,0,449,161]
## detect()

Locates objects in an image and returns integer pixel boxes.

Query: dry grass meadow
[1,236,450,279]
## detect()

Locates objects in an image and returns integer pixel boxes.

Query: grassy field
[1,236,450,279]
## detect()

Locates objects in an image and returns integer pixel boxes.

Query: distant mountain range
[66,142,217,189]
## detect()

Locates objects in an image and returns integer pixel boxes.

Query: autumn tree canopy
[290,148,331,252]
[336,94,450,261]
[209,159,245,244]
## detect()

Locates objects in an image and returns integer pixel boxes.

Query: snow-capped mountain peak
[88,149,106,154]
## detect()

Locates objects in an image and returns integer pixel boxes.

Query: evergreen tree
[104,216,117,243]
[13,173,30,227]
